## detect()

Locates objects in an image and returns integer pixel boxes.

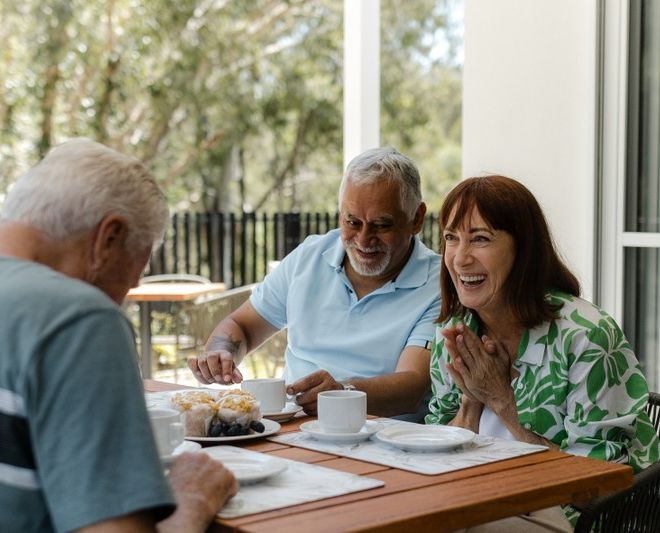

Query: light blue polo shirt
[250,229,441,383]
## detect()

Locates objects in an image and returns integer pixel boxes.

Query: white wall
[462,0,598,299]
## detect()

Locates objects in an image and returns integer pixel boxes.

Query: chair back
[646,392,660,437]
[574,461,660,533]
[574,391,660,533]
[140,273,211,284]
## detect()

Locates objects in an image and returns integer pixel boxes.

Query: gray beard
[344,245,392,277]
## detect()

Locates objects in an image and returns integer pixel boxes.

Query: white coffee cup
[148,408,185,456]
[317,390,367,433]
[241,378,286,412]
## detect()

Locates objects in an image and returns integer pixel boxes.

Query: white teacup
[317,390,367,433]
[148,408,185,456]
[241,378,286,413]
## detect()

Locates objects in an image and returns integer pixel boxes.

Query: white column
[462,0,598,299]
[343,0,380,169]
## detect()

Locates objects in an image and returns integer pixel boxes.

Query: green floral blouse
[426,291,660,473]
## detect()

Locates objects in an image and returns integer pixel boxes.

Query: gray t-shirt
[0,257,175,532]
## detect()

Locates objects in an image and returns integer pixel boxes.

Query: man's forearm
[205,318,249,363]
[348,371,429,417]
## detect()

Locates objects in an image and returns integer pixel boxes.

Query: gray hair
[1,138,169,252]
[338,146,423,219]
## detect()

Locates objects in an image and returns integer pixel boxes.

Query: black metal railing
[149,211,440,287]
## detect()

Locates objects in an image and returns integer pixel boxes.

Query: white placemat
[209,446,384,519]
[269,418,547,475]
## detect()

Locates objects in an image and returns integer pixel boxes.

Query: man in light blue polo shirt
[189,147,441,419]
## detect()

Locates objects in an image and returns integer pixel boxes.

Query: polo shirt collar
[322,231,347,271]
[321,233,429,289]
[393,237,429,289]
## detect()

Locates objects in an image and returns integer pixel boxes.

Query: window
[623,0,660,390]
[600,0,660,391]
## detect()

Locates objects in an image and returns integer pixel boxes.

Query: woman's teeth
[460,274,486,286]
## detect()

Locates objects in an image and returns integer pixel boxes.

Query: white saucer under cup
[317,390,366,433]
[241,378,286,412]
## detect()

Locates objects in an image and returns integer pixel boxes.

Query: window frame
[599,0,660,388]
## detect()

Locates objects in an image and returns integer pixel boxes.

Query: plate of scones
[170,389,281,443]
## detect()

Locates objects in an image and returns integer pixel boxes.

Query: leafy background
[0,0,462,214]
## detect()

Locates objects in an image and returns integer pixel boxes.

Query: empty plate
[299,420,382,444]
[161,440,202,465]
[375,424,475,452]
[202,448,287,484]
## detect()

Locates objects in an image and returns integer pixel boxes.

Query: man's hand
[187,335,243,385]
[159,452,238,533]
[286,370,343,415]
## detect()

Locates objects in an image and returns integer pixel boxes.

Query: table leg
[139,302,153,379]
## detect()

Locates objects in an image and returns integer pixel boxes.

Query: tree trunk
[38,63,60,157]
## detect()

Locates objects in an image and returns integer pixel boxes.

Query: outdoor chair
[140,273,212,285]
[139,273,211,379]
[572,391,660,533]
[646,392,660,435]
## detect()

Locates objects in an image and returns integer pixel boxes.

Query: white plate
[185,418,281,443]
[202,448,287,484]
[262,402,304,422]
[299,420,382,444]
[161,440,202,465]
[375,424,475,452]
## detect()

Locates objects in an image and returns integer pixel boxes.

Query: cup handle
[169,422,185,447]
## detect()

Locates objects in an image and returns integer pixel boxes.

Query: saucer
[161,440,202,465]
[299,420,382,444]
[374,424,475,452]
[262,402,304,422]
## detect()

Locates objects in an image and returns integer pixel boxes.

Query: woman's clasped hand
[442,323,515,412]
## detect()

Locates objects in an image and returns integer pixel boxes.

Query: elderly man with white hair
[190,146,441,419]
[0,138,237,533]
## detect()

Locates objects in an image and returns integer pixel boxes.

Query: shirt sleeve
[249,249,299,330]
[425,328,461,425]
[24,309,175,532]
[405,292,442,348]
[560,313,660,471]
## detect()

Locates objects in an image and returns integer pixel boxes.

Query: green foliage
[0,0,462,212]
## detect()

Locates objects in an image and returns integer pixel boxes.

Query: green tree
[0,0,461,213]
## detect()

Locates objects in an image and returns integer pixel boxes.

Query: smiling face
[443,207,516,319]
[340,179,424,281]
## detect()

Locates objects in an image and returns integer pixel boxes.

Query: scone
[171,391,217,437]
[209,389,262,437]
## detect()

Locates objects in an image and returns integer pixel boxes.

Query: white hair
[338,146,423,219]
[1,138,169,252]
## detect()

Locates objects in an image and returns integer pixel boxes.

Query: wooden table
[144,381,633,532]
[127,283,225,378]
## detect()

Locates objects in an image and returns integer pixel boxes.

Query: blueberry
[225,423,248,437]
[209,422,225,438]
[250,420,265,433]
